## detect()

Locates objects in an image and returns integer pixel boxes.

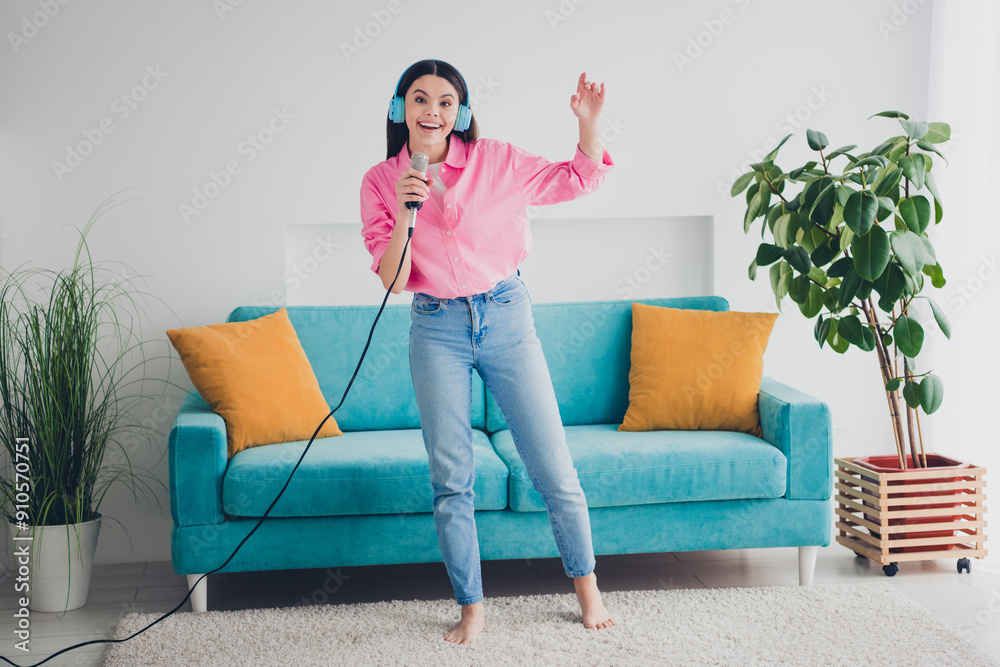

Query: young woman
[360,59,615,645]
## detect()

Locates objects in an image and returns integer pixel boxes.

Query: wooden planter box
[834,456,988,570]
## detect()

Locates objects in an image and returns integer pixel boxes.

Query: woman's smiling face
[404,74,460,155]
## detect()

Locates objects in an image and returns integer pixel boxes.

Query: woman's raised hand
[570,72,605,122]
[395,167,435,214]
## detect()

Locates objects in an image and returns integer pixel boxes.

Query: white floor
[0,545,996,666]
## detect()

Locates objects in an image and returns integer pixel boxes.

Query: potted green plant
[0,191,176,612]
[731,113,987,571]
[731,110,955,471]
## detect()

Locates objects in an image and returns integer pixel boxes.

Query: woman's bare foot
[573,572,615,630]
[443,600,486,644]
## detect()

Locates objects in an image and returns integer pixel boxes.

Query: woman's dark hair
[386,59,479,160]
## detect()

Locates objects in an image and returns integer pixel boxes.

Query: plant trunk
[863,298,907,468]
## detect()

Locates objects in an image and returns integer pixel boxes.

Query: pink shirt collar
[396,134,469,170]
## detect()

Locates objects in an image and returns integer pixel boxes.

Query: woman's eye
[442,101,451,107]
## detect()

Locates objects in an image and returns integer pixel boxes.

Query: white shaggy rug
[103,581,997,666]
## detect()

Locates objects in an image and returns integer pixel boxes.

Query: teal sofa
[169,296,833,613]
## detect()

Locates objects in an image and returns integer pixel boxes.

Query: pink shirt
[360,135,615,299]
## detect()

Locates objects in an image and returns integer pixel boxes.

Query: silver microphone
[406,152,429,233]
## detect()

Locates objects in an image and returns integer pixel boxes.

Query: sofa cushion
[619,303,778,437]
[227,306,488,433]
[223,428,509,517]
[491,423,787,512]
[166,307,343,458]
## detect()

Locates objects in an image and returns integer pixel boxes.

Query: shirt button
[454,257,459,262]
[462,283,467,289]
[446,231,451,235]
[446,203,452,208]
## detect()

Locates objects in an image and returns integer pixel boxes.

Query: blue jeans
[409,269,596,606]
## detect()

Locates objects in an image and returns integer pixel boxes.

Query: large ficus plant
[732,111,951,470]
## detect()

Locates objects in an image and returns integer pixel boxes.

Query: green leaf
[783,246,812,274]
[915,139,948,164]
[755,243,783,266]
[799,283,824,319]
[897,195,931,233]
[899,119,929,139]
[869,110,910,120]
[919,373,944,413]
[814,314,831,348]
[806,129,829,151]
[871,139,896,156]
[838,264,863,308]
[764,133,794,161]
[839,225,854,252]
[925,296,951,339]
[848,155,890,170]
[902,380,922,408]
[806,177,836,226]
[810,237,840,267]
[844,190,878,236]
[894,315,924,357]
[789,163,817,180]
[789,274,811,304]
[922,262,946,289]
[828,256,853,278]
[876,196,895,222]
[769,260,793,312]
[852,225,891,281]
[924,171,943,206]
[924,122,951,143]
[826,145,858,160]
[837,315,876,351]
[731,171,755,197]
[890,230,926,277]
[898,153,927,190]
[744,191,762,233]
[874,167,903,197]
[773,213,792,249]
[748,258,758,281]
[885,377,901,392]
[827,318,850,353]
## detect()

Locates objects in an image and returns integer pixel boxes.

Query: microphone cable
[0,228,415,667]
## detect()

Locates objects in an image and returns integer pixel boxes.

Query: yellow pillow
[166,307,343,458]
[618,303,778,437]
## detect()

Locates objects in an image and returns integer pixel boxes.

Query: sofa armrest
[169,390,228,526]
[758,374,832,500]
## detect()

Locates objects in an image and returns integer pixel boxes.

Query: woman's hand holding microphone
[395,167,434,217]
[377,167,435,293]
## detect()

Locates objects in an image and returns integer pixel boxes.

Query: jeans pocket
[489,279,529,306]
[411,293,443,314]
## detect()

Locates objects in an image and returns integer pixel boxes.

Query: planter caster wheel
[958,558,971,574]
[883,562,899,577]
[854,552,867,560]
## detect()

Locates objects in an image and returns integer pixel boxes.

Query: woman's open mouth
[418,121,442,133]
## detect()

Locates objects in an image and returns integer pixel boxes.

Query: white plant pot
[7,513,102,612]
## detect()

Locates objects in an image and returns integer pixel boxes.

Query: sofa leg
[187,574,208,613]
[798,546,818,585]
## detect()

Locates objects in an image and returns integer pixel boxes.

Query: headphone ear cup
[454,104,471,132]
[389,96,405,123]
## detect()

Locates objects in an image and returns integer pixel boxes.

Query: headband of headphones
[388,61,472,132]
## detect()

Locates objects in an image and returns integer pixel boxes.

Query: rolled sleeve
[360,174,394,275]
[509,141,615,207]
[571,143,615,180]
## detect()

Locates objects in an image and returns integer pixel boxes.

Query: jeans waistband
[417,269,520,302]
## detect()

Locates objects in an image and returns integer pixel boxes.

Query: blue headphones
[388,62,472,132]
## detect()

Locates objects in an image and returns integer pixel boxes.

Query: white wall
[1,0,964,568]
